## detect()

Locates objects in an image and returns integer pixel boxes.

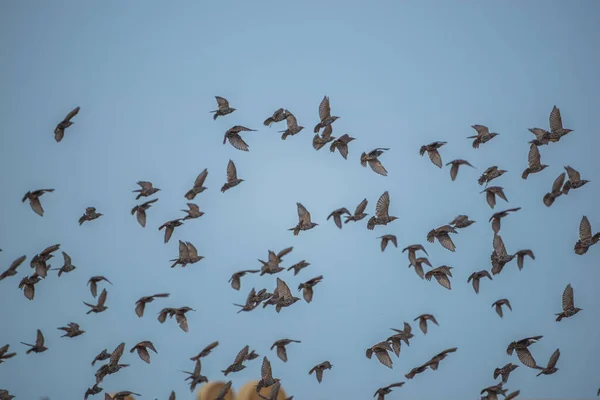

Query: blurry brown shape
[236,380,288,400]
[197,381,236,400]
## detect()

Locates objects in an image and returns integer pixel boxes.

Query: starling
[229,269,259,290]
[327,207,351,229]
[481,186,509,209]
[50,251,76,277]
[157,306,194,332]
[555,283,582,321]
[345,198,369,223]
[258,380,287,400]
[223,125,256,152]
[425,266,453,290]
[130,341,157,364]
[505,390,520,400]
[170,241,204,268]
[258,250,284,276]
[18,273,41,300]
[574,216,600,255]
[468,270,492,294]
[402,244,428,267]
[481,384,508,400]
[58,322,85,338]
[288,203,318,235]
[493,363,518,384]
[378,234,398,252]
[514,249,535,270]
[419,141,446,168]
[221,159,244,193]
[264,108,288,126]
[506,336,542,369]
[521,144,548,179]
[366,341,394,369]
[367,191,398,230]
[449,215,475,229]
[309,361,333,383]
[214,381,232,400]
[390,322,414,346]
[184,169,208,200]
[0,254,26,281]
[190,341,219,361]
[426,225,458,252]
[530,105,573,145]
[279,112,304,140]
[29,243,58,278]
[330,133,355,159]
[425,347,457,370]
[287,260,310,276]
[271,339,301,363]
[106,391,141,400]
[79,207,103,225]
[256,356,278,393]
[54,106,80,142]
[492,299,512,318]
[131,198,159,227]
[312,124,336,150]
[408,257,432,280]
[313,96,340,133]
[489,207,521,234]
[181,202,204,220]
[297,275,323,303]
[132,181,160,200]
[95,342,129,384]
[360,148,389,176]
[414,314,438,334]
[135,293,170,318]
[84,384,103,400]
[21,329,48,354]
[543,172,566,207]
[272,278,301,312]
[275,246,294,263]
[0,389,15,400]
[562,165,590,195]
[373,382,405,400]
[535,348,560,376]
[22,189,54,216]
[405,364,429,380]
[91,349,111,366]
[88,276,112,298]
[491,234,516,275]
[478,166,507,186]
[84,288,109,314]
[211,96,236,120]
[158,218,185,244]
[221,345,249,376]
[0,345,16,364]
[468,125,499,148]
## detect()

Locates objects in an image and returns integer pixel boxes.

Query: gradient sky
[1,1,599,399]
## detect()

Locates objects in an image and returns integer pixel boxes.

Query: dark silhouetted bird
[222,345,249,376]
[132,181,160,200]
[426,225,457,252]
[327,207,351,229]
[492,299,512,318]
[345,198,369,223]
[130,341,157,364]
[131,198,159,227]
[447,159,475,181]
[506,336,542,369]
[309,361,333,383]
[264,108,288,126]
[478,166,507,186]
[79,207,102,225]
[562,165,590,195]
[84,384,102,400]
[229,269,259,291]
[449,215,475,229]
[88,276,112,298]
[425,266,453,290]
[157,306,195,332]
[468,270,492,294]
[279,112,304,140]
[185,169,208,200]
[494,363,518,384]
[298,275,323,303]
[408,257,431,280]
[287,260,309,276]
[22,189,54,217]
[481,186,509,209]
[312,124,336,150]
[135,293,170,318]
[402,244,428,268]
[84,288,108,314]
[366,341,394,369]
[489,207,521,234]
[21,329,48,354]
[0,254,26,281]
[491,234,516,275]
[181,203,203,220]
[171,241,204,268]
[271,339,301,363]
[378,235,397,252]
[543,172,566,207]
[373,382,405,400]
[535,348,560,376]
[468,125,499,148]
[190,341,219,361]
[515,249,535,270]
[54,106,80,142]
[158,218,185,244]
[414,314,438,334]
[58,322,85,338]
[574,216,599,255]
[0,345,16,364]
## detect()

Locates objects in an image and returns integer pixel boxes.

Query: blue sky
[0,1,599,399]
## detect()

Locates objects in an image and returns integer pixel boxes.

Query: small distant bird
[373,382,405,400]
[309,361,333,383]
[105,391,141,400]
[447,159,475,181]
[494,362,519,384]
[58,322,85,338]
[522,144,548,179]
[0,254,26,281]
[22,189,54,217]
[405,364,429,380]
[481,186,509,209]
[171,241,204,268]
[79,207,103,225]
[378,235,397,252]
[330,134,355,159]
[229,269,259,290]
[221,159,244,193]
[366,341,394,369]
[449,215,475,229]
[132,181,160,200]
[0,345,16,364]
[390,322,414,346]
[54,106,80,142]
[506,336,542,369]
[211,96,236,120]
[478,166,507,186]
[491,234,516,275]
[314,96,340,133]
[279,112,304,140]
[555,283,582,321]
[18,273,41,300]
[402,244,428,268]
[535,348,560,376]
[543,172,566,207]
[298,275,324,303]
[327,207,351,229]
[419,141,446,168]
[190,341,219,361]
[271,339,301,363]
[51,251,76,277]
[414,314,438,334]
[468,125,499,149]
[131,198,159,227]
[425,266,453,290]
[21,329,48,354]
[489,207,521,234]
[214,381,232,400]
[287,260,310,276]
[223,125,256,152]
[367,191,398,230]
[528,105,573,145]
[84,288,109,314]
[562,165,590,195]
[84,384,103,400]
[426,225,458,252]
[181,203,203,220]
[222,345,249,376]
[88,276,112,298]
[468,270,492,294]
[514,249,535,270]
[574,216,600,255]
[345,198,369,223]
[312,124,336,150]
[157,306,195,332]
[492,299,512,318]
[264,108,288,126]
[408,257,431,280]
[425,347,457,370]
[158,218,185,244]
[135,293,170,318]
[130,341,157,364]
[91,350,111,366]
[185,169,208,200]
[289,203,318,235]
[360,148,389,176]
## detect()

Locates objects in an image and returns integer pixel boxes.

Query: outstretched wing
[562,284,574,311]
[318,96,331,121]
[375,191,390,218]
[226,159,238,182]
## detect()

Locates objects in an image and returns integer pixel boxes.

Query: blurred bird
[489,207,521,234]
[555,283,582,321]
[521,144,548,179]
[287,260,310,276]
[58,322,85,338]
[405,364,429,380]
[91,349,111,366]
[54,106,80,142]
[51,251,76,277]
[345,198,369,223]
[0,254,26,281]
[18,273,41,300]
[131,198,159,227]
[271,339,301,363]
[468,270,493,294]
[309,361,333,383]
[425,266,453,290]
[360,148,389,176]
[84,384,103,400]
[298,275,323,303]
[170,241,204,268]
[481,186,509,209]
[79,207,103,225]
[190,341,219,361]
[256,356,278,393]
[88,276,112,298]
[478,166,507,186]
[373,382,405,400]
[366,341,394,369]
[264,108,288,126]
[535,348,560,376]
[84,288,108,314]
[105,391,141,400]
[330,134,355,159]
[425,347,457,370]
[21,329,48,354]
[258,250,284,276]
[528,105,573,145]
[279,112,304,140]
[223,125,256,152]
[222,345,249,376]
[492,299,512,318]
[426,225,457,252]
[130,341,157,364]
[211,96,236,120]
[135,293,170,318]
[157,306,194,332]
[514,249,535,270]
[419,141,446,168]
[506,336,542,369]
[214,381,232,400]
[0,345,16,364]
[313,96,339,133]
[543,172,566,207]
[493,363,518,384]
[574,216,599,255]
[22,189,54,217]
[402,244,428,267]
[408,257,431,280]
[132,181,160,200]
[158,218,185,244]
[327,207,351,229]
[562,165,590,195]
[289,203,318,235]
[378,234,397,252]
[414,314,438,334]
[449,215,475,229]
[229,269,259,290]
[367,191,398,230]
[184,169,208,200]
[390,322,414,346]
[221,159,244,193]
[468,125,499,148]
[181,203,203,220]
[312,124,336,150]
[271,278,301,312]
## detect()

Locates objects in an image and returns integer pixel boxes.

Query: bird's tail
[521,169,530,180]
[477,176,486,185]
[555,313,563,322]
[221,370,228,376]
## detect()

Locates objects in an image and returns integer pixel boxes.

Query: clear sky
[0,1,599,399]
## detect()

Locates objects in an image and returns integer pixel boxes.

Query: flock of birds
[0,95,598,400]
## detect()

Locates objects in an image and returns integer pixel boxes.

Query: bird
[289,203,318,235]
[279,112,304,140]
[478,166,507,186]
[491,234,516,275]
[58,322,85,338]
[327,207,351,229]
[528,105,573,145]
[229,269,259,290]
[360,148,389,176]
[22,189,54,216]
[223,125,256,151]
[50,251,76,277]
[402,244,428,268]
[184,169,208,200]
[425,266,453,290]
[157,306,194,332]
[312,124,336,150]
[132,181,160,200]
[135,293,170,318]
[20,329,48,354]
[0,389,15,400]
[492,299,512,318]
[555,283,582,321]
[345,198,369,223]
[211,96,236,120]
[468,270,493,294]
[535,348,560,376]
[264,108,288,126]
[366,341,394,369]
[506,336,543,369]
[91,349,111,367]
[221,159,244,192]
[84,384,103,400]
[426,225,458,252]
[390,322,415,346]
[18,273,41,300]
[298,275,324,303]
[408,257,432,280]
[468,124,499,148]
[271,339,301,363]
[489,207,521,234]
[256,356,278,393]
[481,186,509,209]
[493,363,519,384]
[286,261,309,278]
[257,380,287,400]
[521,143,548,179]
[258,250,284,276]
[425,347,457,370]
[562,165,590,195]
[271,278,301,313]
[105,391,141,400]
[515,249,535,270]
[130,341,157,364]
[170,240,204,268]
[87,276,112,298]
[367,191,398,230]
[181,202,204,220]
[78,207,103,225]
[0,254,26,281]
[373,382,405,400]
[214,381,233,400]
[414,314,438,334]
[449,215,475,229]
[221,345,249,376]
[313,96,340,133]
[446,159,475,181]
[158,218,185,244]
[131,198,159,227]
[330,133,355,159]
[543,172,566,207]
[309,361,333,383]
[405,364,429,380]
[84,288,109,314]
[190,341,219,361]
[378,234,397,252]
[419,141,446,168]
[574,216,600,255]
[54,106,80,142]
[29,243,59,278]
[0,345,16,364]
